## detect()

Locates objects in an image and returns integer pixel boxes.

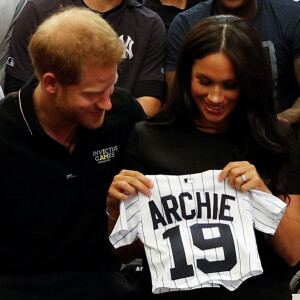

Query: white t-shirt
[110,170,286,294]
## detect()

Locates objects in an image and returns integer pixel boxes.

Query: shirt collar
[18,76,45,137]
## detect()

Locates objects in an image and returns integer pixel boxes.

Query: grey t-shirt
[0,0,27,88]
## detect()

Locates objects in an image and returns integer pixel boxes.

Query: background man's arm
[277,58,300,125]
[165,70,176,97]
[137,96,161,116]
[270,194,300,266]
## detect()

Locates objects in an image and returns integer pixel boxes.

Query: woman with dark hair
[107,15,300,300]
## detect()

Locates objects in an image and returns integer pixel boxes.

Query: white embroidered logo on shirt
[6,57,14,67]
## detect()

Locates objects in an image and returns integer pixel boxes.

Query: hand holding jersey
[109,170,286,293]
[219,161,272,194]
[107,160,273,218]
[107,169,154,220]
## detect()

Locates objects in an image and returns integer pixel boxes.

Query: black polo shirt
[0,77,145,274]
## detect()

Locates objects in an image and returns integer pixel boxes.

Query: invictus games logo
[93,146,118,164]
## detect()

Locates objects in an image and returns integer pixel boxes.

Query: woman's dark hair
[149,15,290,196]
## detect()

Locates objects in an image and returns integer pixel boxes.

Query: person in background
[0,87,4,100]
[165,0,300,128]
[107,15,300,300]
[4,0,166,116]
[144,0,204,33]
[0,7,146,299]
[0,0,27,89]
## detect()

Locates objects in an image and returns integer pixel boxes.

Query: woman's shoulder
[133,120,181,135]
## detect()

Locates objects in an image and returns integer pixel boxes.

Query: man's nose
[96,88,113,111]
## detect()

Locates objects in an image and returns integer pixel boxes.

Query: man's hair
[29,7,124,85]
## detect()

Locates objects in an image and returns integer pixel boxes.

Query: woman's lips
[204,102,225,113]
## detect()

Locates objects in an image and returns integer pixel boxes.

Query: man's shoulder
[110,0,164,33]
[110,87,144,113]
[126,1,164,24]
[260,0,300,18]
[262,0,300,9]
[111,87,133,101]
[0,92,19,110]
[0,92,22,127]
[176,0,215,23]
[103,88,145,129]
[27,0,77,14]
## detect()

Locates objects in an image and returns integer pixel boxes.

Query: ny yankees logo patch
[119,35,134,60]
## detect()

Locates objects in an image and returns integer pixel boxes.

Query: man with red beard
[0,6,146,300]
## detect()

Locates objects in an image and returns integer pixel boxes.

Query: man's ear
[42,73,59,94]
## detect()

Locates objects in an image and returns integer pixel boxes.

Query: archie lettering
[149,192,235,230]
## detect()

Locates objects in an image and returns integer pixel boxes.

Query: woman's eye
[199,79,212,86]
[223,81,238,90]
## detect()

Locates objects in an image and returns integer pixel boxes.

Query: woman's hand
[107,169,153,220]
[218,161,271,194]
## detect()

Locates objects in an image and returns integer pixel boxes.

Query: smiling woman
[107,15,300,300]
[191,52,240,132]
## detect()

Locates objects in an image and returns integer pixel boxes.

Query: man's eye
[84,91,103,97]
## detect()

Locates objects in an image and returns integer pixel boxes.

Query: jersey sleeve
[247,189,287,235]
[109,195,141,249]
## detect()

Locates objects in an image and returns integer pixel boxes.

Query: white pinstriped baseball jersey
[109,170,287,294]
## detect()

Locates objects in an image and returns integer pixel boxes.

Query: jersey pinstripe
[109,170,287,294]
